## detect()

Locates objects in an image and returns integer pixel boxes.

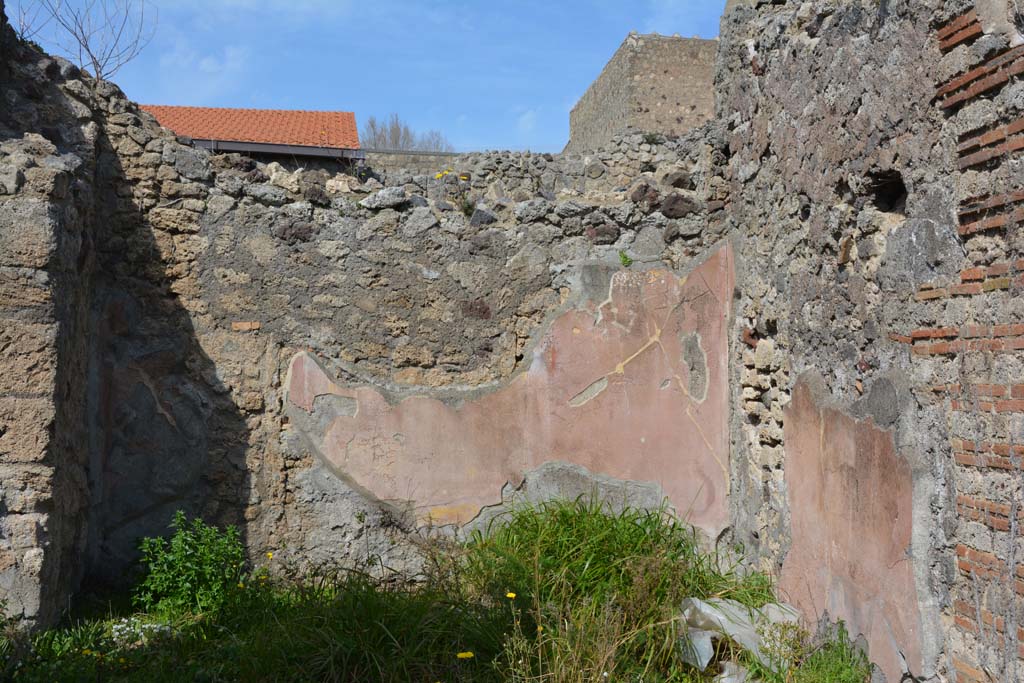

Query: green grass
[792,624,872,683]
[457,500,776,680]
[4,574,509,682]
[1,500,873,682]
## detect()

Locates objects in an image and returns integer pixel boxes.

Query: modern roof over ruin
[140,105,361,157]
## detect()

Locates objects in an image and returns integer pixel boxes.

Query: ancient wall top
[565,33,718,153]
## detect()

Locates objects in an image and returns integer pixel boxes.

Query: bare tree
[362,114,415,151]
[10,0,52,42]
[20,0,156,81]
[361,113,454,152]
[416,129,455,153]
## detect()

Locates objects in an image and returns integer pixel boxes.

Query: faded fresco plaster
[780,377,923,683]
[286,244,734,536]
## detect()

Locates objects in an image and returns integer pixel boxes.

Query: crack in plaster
[569,377,609,407]
[128,362,177,429]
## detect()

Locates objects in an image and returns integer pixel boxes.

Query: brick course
[901,10,1024,677]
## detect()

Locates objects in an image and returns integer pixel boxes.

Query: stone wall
[361,143,695,183]
[285,246,735,535]
[0,6,732,624]
[716,1,957,678]
[0,26,97,624]
[565,34,717,154]
[900,9,1024,681]
[716,1,1022,681]
[363,150,459,177]
[5,1,1024,681]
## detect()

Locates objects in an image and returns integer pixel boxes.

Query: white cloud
[517,109,538,135]
[158,0,355,27]
[198,45,249,75]
[158,31,195,69]
[156,27,251,103]
[163,0,351,13]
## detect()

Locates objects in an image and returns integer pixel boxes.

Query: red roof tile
[140,105,360,150]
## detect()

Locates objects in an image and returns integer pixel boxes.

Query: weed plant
[1,501,872,682]
[134,510,246,614]
[461,500,774,681]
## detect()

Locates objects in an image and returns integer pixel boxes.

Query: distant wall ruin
[362,149,459,177]
[565,33,717,154]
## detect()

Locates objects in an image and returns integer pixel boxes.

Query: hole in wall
[795,193,811,222]
[867,170,907,214]
[835,177,854,204]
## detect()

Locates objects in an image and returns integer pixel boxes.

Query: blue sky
[24,1,727,152]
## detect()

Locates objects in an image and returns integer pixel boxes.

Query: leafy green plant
[619,250,634,267]
[745,620,871,683]
[133,510,246,614]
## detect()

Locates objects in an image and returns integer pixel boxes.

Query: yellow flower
[456,651,474,659]
[238,582,245,589]
[435,173,443,180]
[537,625,544,633]
[266,551,273,560]
[82,649,92,655]
[506,592,516,599]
